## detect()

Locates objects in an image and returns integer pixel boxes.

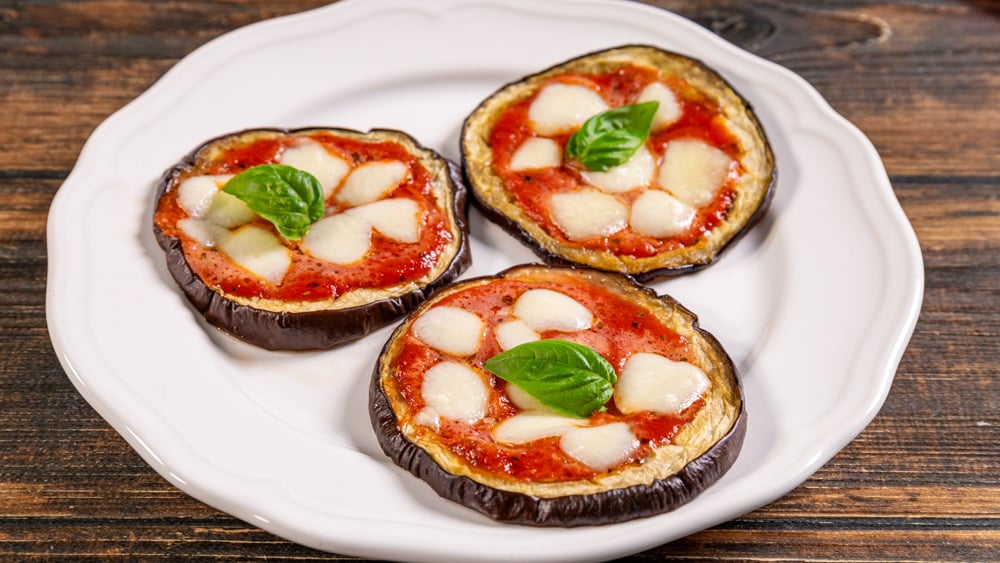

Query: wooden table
[2,1,997,560]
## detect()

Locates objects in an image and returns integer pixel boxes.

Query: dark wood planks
[1,0,997,561]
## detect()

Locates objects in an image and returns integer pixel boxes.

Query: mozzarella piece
[505,382,550,412]
[658,139,734,207]
[177,174,255,229]
[615,352,710,414]
[629,189,696,237]
[344,198,421,243]
[548,188,628,241]
[528,83,608,136]
[412,306,485,357]
[218,225,291,284]
[413,407,441,432]
[559,422,639,472]
[495,319,540,350]
[177,175,226,217]
[335,160,409,207]
[492,413,585,444]
[279,141,350,198]
[513,289,592,332]
[177,218,230,248]
[421,361,488,424]
[204,192,257,229]
[509,137,562,171]
[637,82,683,131]
[580,145,655,194]
[301,213,372,264]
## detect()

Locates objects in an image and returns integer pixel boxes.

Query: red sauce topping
[489,65,743,257]
[154,132,453,301]
[391,277,707,482]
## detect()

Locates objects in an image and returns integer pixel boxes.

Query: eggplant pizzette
[370,264,746,526]
[153,127,470,351]
[462,45,776,280]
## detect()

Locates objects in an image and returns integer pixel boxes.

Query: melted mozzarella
[413,407,441,432]
[279,141,350,198]
[658,139,734,207]
[528,83,608,136]
[345,198,421,243]
[301,213,372,264]
[580,145,655,194]
[218,225,291,284]
[504,382,550,412]
[509,137,563,171]
[177,218,230,248]
[614,352,710,414]
[629,189,696,237]
[204,193,256,229]
[513,289,593,332]
[177,175,227,217]
[559,423,639,472]
[412,306,485,357]
[492,413,584,444]
[549,188,628,240]
[335,160,409,207]
[177,174,255,229]
[495,319,540,350]
[637,82,683,131]
[421,361,488,424]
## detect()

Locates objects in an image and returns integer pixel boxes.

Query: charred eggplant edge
[460,44,777,282]
[153,126,472,351]
[369,264,746,526]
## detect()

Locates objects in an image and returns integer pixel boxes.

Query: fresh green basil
[222,164,325,240]
[564,101,659,172]
[484,339,617,418]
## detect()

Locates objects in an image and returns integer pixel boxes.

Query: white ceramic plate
[46,0,924,561]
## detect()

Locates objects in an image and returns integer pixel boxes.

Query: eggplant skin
[461,44,777,282]
[369,264,746,526]
[153,127,472,351]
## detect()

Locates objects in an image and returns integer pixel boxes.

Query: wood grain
[2,0,997,561]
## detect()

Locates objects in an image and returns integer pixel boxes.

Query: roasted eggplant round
[461,44,775,281]
[370,264,745,526]
[153,127,471,351]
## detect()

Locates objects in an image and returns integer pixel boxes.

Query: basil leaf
[484,339,617,418]
[222,164,325,240]
[565,101,659,172]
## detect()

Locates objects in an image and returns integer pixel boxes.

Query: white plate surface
[46,0,924,561]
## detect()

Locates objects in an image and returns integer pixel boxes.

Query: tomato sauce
[392,277,706,482]
[488,65,743,258]
[153,132,453,301]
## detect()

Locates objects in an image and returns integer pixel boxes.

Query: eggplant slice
[153,127,471,351]
[370,264,745,526]
[461,44,776,281]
